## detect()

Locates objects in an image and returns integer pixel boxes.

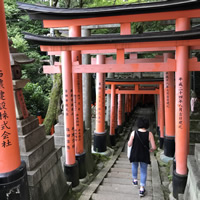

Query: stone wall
[183,144,200,200]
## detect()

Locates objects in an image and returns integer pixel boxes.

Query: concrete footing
[93,131,107,152]
[117,125,123,134]
[160,137,164,149]
[164,136,175,157]
[76,152,86,179]
[64,161,79,188]
[0,161,30,200]
[173,170,187,199]
[109,135,116,146]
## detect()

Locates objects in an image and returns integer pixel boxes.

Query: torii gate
[16,0,200,198]
[105,79,164,147]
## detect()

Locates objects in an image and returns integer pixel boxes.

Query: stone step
[17,116,39,135]
[92,193,135,200]
[117,157,129,161]
[106,172,152,181]
[17,115,35,126]
[19,125,46,152]
[97,184,153,195]
[110,166,151,173]
[119,154,128,158]
[115,160,130,165]
[103,177,152,187]
[113,163,132,169]
[92,191,153,200]
[113,163,152,170]
[21,136,55,170]
[110,167,131,173]
[27,147,62,186]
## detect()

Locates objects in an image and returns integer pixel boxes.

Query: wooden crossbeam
[91,57,163,64]
[105,81,163,85]
[47,46,200,55]
[40,39,200,52]
[43,58,200,74]
[105,88,159,95]
[43,65,61,74]
[72,58,175,73]
[188,57,200,71]
[43,9,200,27]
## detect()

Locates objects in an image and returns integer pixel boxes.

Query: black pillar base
[164,136,175,157]
[117,125,123,134]
[173,170,187,199]
[110,135,116,146]
[93,131,107,152]
[157,126,160,136]
[115,127,118,137]
[64,161,79,187]
[173,158,176,171]
[0,161,30,200]
[76,152,86,179]
[125,113,128,122]
[160,137,164,149]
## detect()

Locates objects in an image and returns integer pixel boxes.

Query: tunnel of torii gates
[1,0,200,198]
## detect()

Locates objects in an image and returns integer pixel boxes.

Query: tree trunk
[43,73,62,135]
[65,0,71,8]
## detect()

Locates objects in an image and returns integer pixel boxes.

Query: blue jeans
[132,162,148,187]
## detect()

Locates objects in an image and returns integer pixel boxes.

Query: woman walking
[128,117,156,197]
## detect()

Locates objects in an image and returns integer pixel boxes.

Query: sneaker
[132,179,138,186]
[139,188,146,197]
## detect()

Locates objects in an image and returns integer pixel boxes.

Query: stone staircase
[79,148,164,200]
[17,116,68,200]
[92,152,153,200]
[79,106,163,200]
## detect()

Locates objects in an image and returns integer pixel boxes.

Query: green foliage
[23,82,49,118]
[11,33,29,52]
[4,0,52,117]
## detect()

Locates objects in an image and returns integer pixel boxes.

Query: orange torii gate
[105,80,163,146]
[16,0,200,198]
[22,30,200,196]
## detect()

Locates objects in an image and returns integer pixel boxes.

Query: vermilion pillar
[62,51,79,187]
[0,1,30,198]
[157,92,160,136]
[173,17,190,199]
[125,94,129,121]
[69,26,86,179]
[128,94,132,114]
[163,53,175,157]
[114,93,118,135]
[110,84,116,146]
[131,95,134,113]
[94,55,106,152]
[159,83,165,149]
[122,94,125,127]
[117,94,123,134]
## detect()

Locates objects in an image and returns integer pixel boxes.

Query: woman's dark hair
[137,117,149,129]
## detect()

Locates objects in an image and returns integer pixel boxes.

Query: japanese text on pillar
[0,70,12,148]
